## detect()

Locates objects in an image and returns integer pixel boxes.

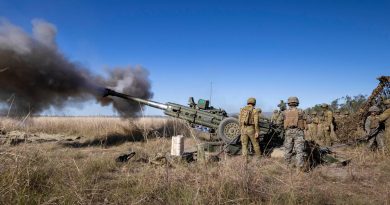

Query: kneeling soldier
[277,96,307,169]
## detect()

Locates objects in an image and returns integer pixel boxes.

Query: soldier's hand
[255,132,259,139]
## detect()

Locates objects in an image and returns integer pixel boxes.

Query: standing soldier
[365,106,386,152]
[277,96,307,170]
[271,110,279,124]
[333,110,341,125]
[306,111,319,141]
[379,99,390,149]
[318,103,336,146]
[271,100,286,124]
[333,109,341,139]
[278,100,287,112]
[239,98,261,158]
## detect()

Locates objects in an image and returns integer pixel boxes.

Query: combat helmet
[287,96,299,105]
[310,111,317,115]
[321,103,329,108]
[384,99,390,105]
[247,97,256,105]
[334,109,341,114]
[369,105,380,113]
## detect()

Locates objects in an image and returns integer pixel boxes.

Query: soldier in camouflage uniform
[365,106,386,151]
[277,97,307,169]
[271,100,286,124]
[239,98,261,158]
[306,111,319,141]
[379,99,390,149]
[278,100,287,112]
[271,110,279,124]
[332,109,341,139]
[318,104,336,146]
[333,110,341,127]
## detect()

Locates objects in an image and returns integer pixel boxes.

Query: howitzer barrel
[103,88,168,110]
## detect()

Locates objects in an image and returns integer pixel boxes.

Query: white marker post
[171,135,184,156]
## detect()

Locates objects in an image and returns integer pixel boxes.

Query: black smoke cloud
[0,19,153,117]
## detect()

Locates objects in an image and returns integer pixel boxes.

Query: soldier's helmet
[369,105,380,113]
[310,111,317,115]
[273,109,278,113]
[321,103,329,108]
[384,99,390,105]
[334,109,341,114]
[247,97,256,105]
[287,96,299,105]
[343,111,350,115]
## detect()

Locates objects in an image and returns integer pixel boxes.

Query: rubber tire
[217,117,241,143]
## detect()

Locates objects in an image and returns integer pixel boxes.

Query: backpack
[240,106,253,125]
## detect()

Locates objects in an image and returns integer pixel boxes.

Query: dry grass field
[1,117,390,205]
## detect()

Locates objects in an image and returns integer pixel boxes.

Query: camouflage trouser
[284,128,306,168]
[367,130,386,151]
[241,125,261,157]
[306,123,318,141]
[318,124,333,146]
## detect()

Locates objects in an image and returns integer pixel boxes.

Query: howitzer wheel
[217,117,240,143]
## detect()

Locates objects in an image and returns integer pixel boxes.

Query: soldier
[271,110,279,124]
[332,109,341,138]
[239,98,261,158]
[277,96,307,170]
[365,106,386,151]
[271,100,286,124]
[379,99,390,148]
[278,100,287,112]
[318,103,336,146]
[306,111,319,141]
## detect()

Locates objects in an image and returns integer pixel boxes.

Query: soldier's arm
[364,116,371,134]
[254,108,261,134]
[276,111,284,126]
[378,109,390,122]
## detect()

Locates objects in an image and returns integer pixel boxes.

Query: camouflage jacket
[277,107,307,130]
[379,108,390,128]
[239,105,261,133]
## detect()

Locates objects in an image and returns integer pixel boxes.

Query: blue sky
[0,0,389,115]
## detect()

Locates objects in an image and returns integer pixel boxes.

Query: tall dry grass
[0,117,193,146]
[0,117,390,204]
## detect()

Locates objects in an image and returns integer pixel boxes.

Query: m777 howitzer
[103,88,275,143]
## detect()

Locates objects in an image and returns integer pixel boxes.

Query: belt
[287,126,297,128]
[243,124,255,127]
